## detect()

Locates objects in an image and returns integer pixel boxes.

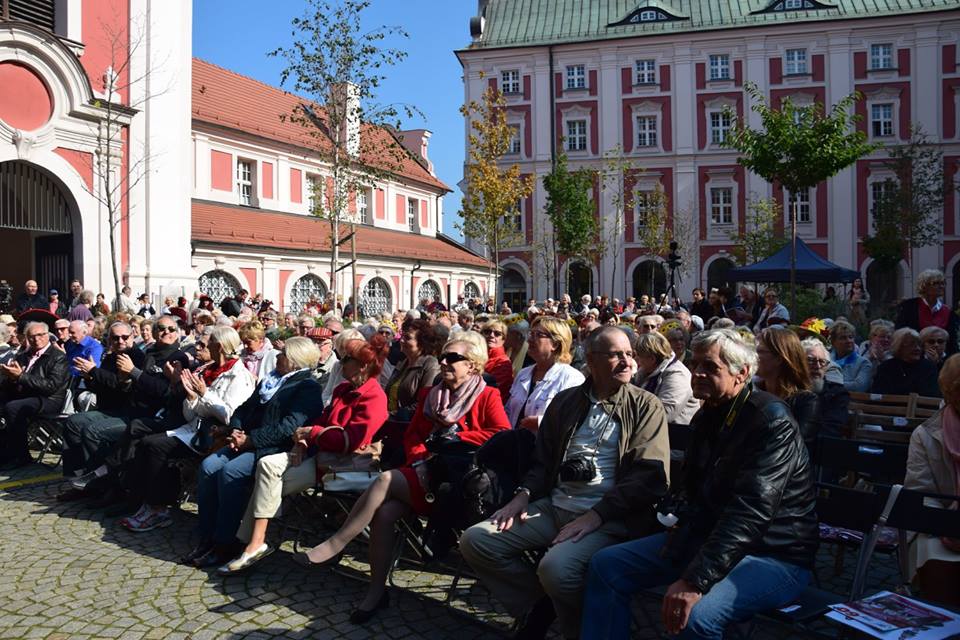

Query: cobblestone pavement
[0,461,902,640]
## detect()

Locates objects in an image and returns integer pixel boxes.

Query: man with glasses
[305,326,337,388]
[52,319,70,349]
[0,321,70,468]
[920,326,949,371]
[460,326,670,640]
[896,269,958,356]
[801,337,849,444]
[635,314,664,335]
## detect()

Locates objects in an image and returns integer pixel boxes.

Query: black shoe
[291,549,344,569]
[349,590,389,625]
[180,540,214,566]
[513,596,556,640]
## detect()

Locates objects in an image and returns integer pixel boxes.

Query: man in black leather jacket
[581,328,818,640]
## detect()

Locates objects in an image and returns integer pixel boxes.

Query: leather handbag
[311,426,383,474]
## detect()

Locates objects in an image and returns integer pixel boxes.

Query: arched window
[198,270,242,305]
[289,274,327,314]
[707,258,736,293]
[463,281,481,301]
[417,279,442,305]
[360,277,392,317]
[567,262,593,301]
[632,261,667,299]
[501,268,526,313]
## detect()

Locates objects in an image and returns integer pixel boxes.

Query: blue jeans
[196,446,256,544]
[581,533,811,640]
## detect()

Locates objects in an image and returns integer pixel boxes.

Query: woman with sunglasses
[481,319,514,401]
[504,317,584,432]
[383,318,441,422]
[294,333,510,624]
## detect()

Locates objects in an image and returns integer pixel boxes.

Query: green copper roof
[464,0,958,50]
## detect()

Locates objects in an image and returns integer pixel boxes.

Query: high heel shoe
[291,549,344,569]
[349,590,390,625]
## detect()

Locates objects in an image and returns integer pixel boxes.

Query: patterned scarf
[423,374,486,428]
[242,338,273,376]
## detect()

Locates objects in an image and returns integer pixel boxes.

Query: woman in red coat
[294,334,510,624]
[481,319,514,401]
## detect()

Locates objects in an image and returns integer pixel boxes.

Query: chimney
[330,82,360,157]
[399,129,434,175]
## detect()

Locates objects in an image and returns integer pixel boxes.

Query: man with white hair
[64,320,103,377]
[573,294,592,315]
[635,314,664,335]
[15,280,46,313]
[801,337,849,443]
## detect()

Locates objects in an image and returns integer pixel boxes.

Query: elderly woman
[294,333,511,624]
[633,331,700,425]
[219,336,390,574]
[121,326,257,532]
[322,328,364,406]
[920,326,950,371]
[859,319,894,368]
[481,319,515,397]
[504,320,532,378]
[238,321,278,381]
[664,324,692,369]
[755,327,819,450]
[504,317,584,432]
[384,318,441,421]
[896,269,958,355]
[137,318,156,353]
[753,288,790,333]
[829,319,872,392]
[871,328,941,397]
[181,337,324,566]
[905,354,960,607]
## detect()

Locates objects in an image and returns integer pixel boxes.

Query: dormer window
[785,0,803,8]
[607,5,688,27]
[752,0,836,13]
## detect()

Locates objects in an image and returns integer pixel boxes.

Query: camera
[558,456,597,483]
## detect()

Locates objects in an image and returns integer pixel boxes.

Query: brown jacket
[522,378,670,536]
[387,354,440,412]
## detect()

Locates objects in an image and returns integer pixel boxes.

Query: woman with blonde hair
[481,319,514,399]
[238,321,278,381]
[633,331,700,425]
[755,327,819,450]
[504,316,585,432]
[294,333,510,624]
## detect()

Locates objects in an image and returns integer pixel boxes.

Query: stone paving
[0,459,903,640]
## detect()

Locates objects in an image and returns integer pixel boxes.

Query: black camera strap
[560,390,622,472]
[721,385,751,433]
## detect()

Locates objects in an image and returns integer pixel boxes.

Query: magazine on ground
[826,591,960,639]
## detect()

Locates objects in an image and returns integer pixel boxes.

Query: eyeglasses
[156,325,178,334]
[925,338,947,345]
[529,330,553,341]
[110,334,132,341]
[439,352,470,365]
[806,358,829,369]
[481,329,503,337]
[196,342,209,349]
[599,350,634,361]
[378,330,393,336]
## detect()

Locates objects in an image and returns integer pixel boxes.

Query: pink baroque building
[0,2,490,315]
[457,0,960,312]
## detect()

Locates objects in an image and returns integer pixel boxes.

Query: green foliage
[730,197,787,265]
[543,151,600,260]
[793,286,845,323]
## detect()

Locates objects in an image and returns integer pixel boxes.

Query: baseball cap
[49,289,58,296]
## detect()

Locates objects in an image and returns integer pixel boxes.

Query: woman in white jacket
[504,317,585,432]
[121,325,257,532]
[632,331,700,426]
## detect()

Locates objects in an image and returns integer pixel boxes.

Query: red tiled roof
[191,200,490,268]
[191,58,450,192]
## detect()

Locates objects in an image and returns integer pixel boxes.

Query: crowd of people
[0,267,957,638]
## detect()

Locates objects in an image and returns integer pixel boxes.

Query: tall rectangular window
[407,197,419,231]
[307,175,321,213]
[635,59,656,84]
[503,200,523,234]
[566,64,586,90]
[501,69,520,94]
[871,103,894,137]
[635,191,652,228]
[237,160,253,206]
[636,115,658,147]
[710,111,732,145]
[710,188,733,225]
[566,120,587,151]
[357,190,369,223]
[709,54,730,80]
[870,44,894,70]
[508,124,521,155]
[786,189,811,223]
[871,180,897,217]
[785,48,807,75]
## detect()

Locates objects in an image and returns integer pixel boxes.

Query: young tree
[542,150,600,298]
[458,85,534,303]
[726,82,877,316]
[598,145,638,295]
[729,197,788,266]
[272,0,418,303]
[863,126,951,285]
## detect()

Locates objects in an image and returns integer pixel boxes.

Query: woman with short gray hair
[871,328,941,397]
[895,268,958,356]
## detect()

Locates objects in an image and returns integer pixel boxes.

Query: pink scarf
[423,374,486,429]
[242,338,273,377]
[942,405,960,497]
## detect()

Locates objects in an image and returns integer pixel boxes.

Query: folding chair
[851,411,924,445]
[848,391,915,417]
[26,387,74,466]
[816,436,908,487]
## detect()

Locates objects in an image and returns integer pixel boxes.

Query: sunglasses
[196,342,209,349]
[481,329,503,337]
[439,352,470,365]
[157,325,178,334]
[110,334,132,341]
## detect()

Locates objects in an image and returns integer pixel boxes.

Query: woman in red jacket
[217,336,389,575]
[481,319,514,400]
[294,334,511,624]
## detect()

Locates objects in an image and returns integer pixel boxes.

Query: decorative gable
[607,3,688,27]
[752,0,836,14]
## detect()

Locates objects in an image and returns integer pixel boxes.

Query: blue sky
[192,0,475,240]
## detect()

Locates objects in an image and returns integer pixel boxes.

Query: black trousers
[128,432,197,506]
[1,395,61,460]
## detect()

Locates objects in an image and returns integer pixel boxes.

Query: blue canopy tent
[727,238,860,284]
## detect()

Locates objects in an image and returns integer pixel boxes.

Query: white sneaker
[217,543,274,575]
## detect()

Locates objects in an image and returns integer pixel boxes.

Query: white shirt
[504,362,585,428]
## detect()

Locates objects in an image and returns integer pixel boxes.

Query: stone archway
[501,267,526,312]
[566,261,593,300]
[632,260,667,300]
[707,257,737,293]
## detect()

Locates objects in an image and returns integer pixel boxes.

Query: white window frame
[871,103,894,137]
[508,123,522,155]
[236,159,255,206]
[357,189,369,224]
[869,178,897,222]
[786,188,812,224]
[709,54,730,81]
[566,119,588,152]
[784,0,803,8]
[635,59,657,85]
[501,69,521,94]
[635,190,652,230]
[566,64,586,90]
[709,110,733,145]
[710,187,734,226]
[635,115,658,148]
[307,174,322,214]
[870,44,894,70]
[785,48,807,75]
[407,197,419,231]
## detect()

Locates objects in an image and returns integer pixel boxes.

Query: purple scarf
[423,374,486,428]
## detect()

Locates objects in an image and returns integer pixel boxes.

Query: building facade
[0,2,490,315]
[457,0,960,312]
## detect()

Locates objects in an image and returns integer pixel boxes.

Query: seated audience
[238,321,277,381]
[0,321,70,469]
[581,328,817,640]
[632,331,700,426]
[295,334,510,624]
[829,320,872,392]
[859,319,894,371]
[322,329,363,406]
[896,269,958,355]
[138,319,156,353]
[753,288,790,333]
[504,316,585,432]
[305,327,338,388]
[920,326,949,372]
[664,324,692,369]
[904,354,960,607]
[221,337,389,574]
[802,337,850,443]
[754,327,819,451]
[635,315,664,335]
[871,327,941,398]
[481,319,514,397]
[460,326,670,640]
[383,318,441,421]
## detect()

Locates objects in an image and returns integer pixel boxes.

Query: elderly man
[15,280,47,313]
[0,321,70,468]
[581,328,817,640]
[115,285,138,314]
[306,326,338,388]
[460,326,670,640]
[52,318,70,349]
[802,337,849,445]
[635,314,664,335]
[64,320,104,377]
